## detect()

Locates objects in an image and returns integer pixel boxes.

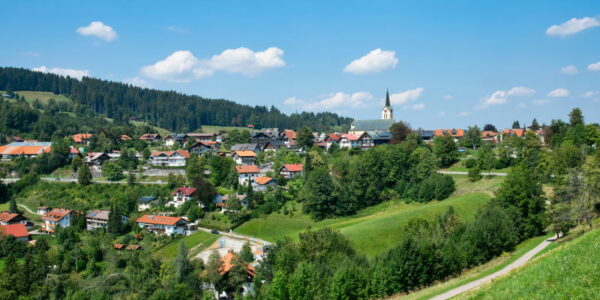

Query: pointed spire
[385,89,391,107]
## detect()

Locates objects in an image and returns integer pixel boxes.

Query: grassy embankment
[154,230,221,259]
[458,226,600,299]
[236,175,504,257]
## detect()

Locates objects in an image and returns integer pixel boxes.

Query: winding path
[430,237,554,300]
[437,171,508,176]
[17,204,40,215]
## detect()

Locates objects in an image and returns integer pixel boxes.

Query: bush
[415,174,455,202]
[464,158,477,169]
[468,166,482,182]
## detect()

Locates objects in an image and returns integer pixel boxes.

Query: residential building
[481,131,498,143]
[37,206,50,215]
[434,129,466,141]
[41,208,73,233]
[86,152,111,167]
[137,196,158,211]
[415,130,435,143]
[0,211,28,225]
[136,215,189,236]
[214,194,248,213]
[261,140,285,152]
[233,151,256,165]
[230,143,260,152]
[168,187,197,208]
[148,150,190,167]
[367,131,393,146]
[280,130,297,148]
[120,135,132,141]
[235,165,261,185]
[71,133,93,144]
[0,224,29,242]
[187,132,217,142]
[252,176,276,191]
[188,141,217,155]
[164,134,188,147]
[324,133,342,149]
[86,210,127,231]
[0,141,52,159]
[140,133,162,142]
[279,164,303,178]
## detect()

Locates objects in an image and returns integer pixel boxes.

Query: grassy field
[237,175,502,257]
[441,160,512,174]
[200,125,257,134]
[2,90,72,105]
[459,228,600,299]
[130,120,171,136]
[154,231,220,259]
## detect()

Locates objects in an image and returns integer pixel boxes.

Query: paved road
[437,171,508,176]
[194,226,272,246]
[431,237,554,300]
[41,177,168,185]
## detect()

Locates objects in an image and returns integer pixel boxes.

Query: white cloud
[583,91,598,98]
[283,92,373,111]
[32,66,89,80]
[533,99,550,105]
[21,51,40,57]
[123,77,151,88]
[141,47,285,82]
[458,112,470,117]
[507,86,536,96]
[437,112,446,117]
[283,96,303,106]
[547,88,570,97]
[343,49,398,75]
[389,87,424,105]
[478,86,535,109]
[561,65,579,75]
[76,21,117,41]
[546,17,600,36]
[442,95,453,100]
[587,61,600,71]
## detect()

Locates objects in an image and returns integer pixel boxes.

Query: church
[348,90,396,135]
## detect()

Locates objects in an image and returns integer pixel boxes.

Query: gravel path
[437,171,508,176]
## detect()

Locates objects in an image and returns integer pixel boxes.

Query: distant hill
[0,67,352,132]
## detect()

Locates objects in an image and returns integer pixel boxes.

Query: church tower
[381,89,393,120]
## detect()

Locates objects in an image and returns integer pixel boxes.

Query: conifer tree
[78,162,92,185]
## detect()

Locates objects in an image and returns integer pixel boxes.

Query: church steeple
[382,89,393,120]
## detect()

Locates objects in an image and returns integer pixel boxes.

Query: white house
[41,208,74,233]
[252,177,276,191]
[235,165,261,185]
[137,196,158,211]
[0,211,28,225]
[233,151,256,165]
[167,187,197,208]
[279,164,303,179]
[149,150,190,167]
[85,210,128,231]
[136,215,189,236]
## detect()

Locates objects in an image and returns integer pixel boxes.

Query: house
[86,152,111,168]
[214,194,248,213]
[164,134,188,147]
[68,147,80,159]
[217,250,256,297]
[367,131,393,146]
[137,196,158,211]
[37,206,50,215]
[0,211,28,225]
[481,131,498,143]
[140,133,162,142]
[324,134,342,149]
[41,208,74,233]
[188,141,217,155]
[0,224,29,242]
[136,215,189,236]
[187,133,217,142]
[0,141,52,159]
[261,140,285,152]
[250,131,274,146]
[280,130,297,148]
[149,150,190,167]
[233,151,256,165]
[235,165,261,185]
[120,135,132,141]
[72,133,92,144]
[415,130,435,143]
[230,143,260,152]
[86,210,127,231]
[167,187,197,208]
[339,134,361,149]
[279,164,303,178]
[125,244,142,251]
[434,129,465,142]
[252,176,276,191]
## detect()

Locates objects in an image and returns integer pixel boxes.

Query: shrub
[464,158,477,169]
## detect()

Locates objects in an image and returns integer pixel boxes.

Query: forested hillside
[0,67,352,132]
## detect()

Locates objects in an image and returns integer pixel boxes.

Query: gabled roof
[150,150,190,158]
[282,129,297,140]
[367,131,393,140]
[434,129,465,137]
[0,142,52,156]
[350,119,395,131]
[254,176,274,185]
[0,211,24,223]
[230,144,259,151]
[136,215,188,226]
[219,251,256,276]
[172,187,197,196]
[281,164,303,172]
[0,224,29,238]
[140,133,161,140]
[86,210,110,221]
[187,132,216,138]
[341,134,360,141]
[326,134,341,142]
[234,150,256,157]
[236,165,260,174]
[41,208,72,222]
[138,196,157,203]
[482,131,497,138]
[120,135,132,141]
[72,133,93,143]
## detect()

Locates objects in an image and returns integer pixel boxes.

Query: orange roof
[219,251,256,276]
[342,134,360,141]
[41,208,72,221]
[0,224,29,238]
[282,164,303,172]
[150,150,190,158]
[136,215,187,226]
[72,133,92,143]
[236,165,260,174]
[0,211,21,223]
[234,150,256,157]
[481,131,497,138]
[120,135,132,141]
[283,129,297,140]
[434,129,465,137]
[254,177,274,185]
[502,129,525,136]
[113,243,125,249]
[0,145,52,155]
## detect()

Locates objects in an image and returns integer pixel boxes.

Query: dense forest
[0,67,352,132]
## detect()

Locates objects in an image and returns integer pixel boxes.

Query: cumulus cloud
[343,49,398,75]
[547,88,570,97]
[478,86,535,109]
[546,17,600,36]
[141,47,285,82]
[561,65,579,75]
[76,21,117,41]
[283,92,373,111]
[123,77,151,88]
[389,87,424,105]
[583,91,598,98]
[587,61,600,71]
[32,66,89,80]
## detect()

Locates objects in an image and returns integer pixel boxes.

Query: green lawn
[200,125,257,134]
[459,228,600,299]
[154,231,220,259]
[2,91,72,106]
[237,176,499,257]
[441,160,511,174]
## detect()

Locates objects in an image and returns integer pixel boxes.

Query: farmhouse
[86,152,111,167]
[86,210,127,231]
[252,176,276,191]
[0,211,28,225]
[279,164,303,178]
[188,141,217,155]
[280,130,297,148]
[230,143,260,152]
[164,134,188,147]
[187,132,217,142]
[41,208,74,233]
[136,214,189,236]
[149,150,190,167]
[235,165,261,185]
[168,187,197,208]
[140,133,162,142]
[0,224,30,242]
[233,151,256,165]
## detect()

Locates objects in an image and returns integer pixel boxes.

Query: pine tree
[78,163,92,185]
[512,120,521,129]
[174,241,191,283]
[240,241,254,262]
[107,201,121,234]
[531,118,540,130]
[8,198,19,213]
[127,170,136,186]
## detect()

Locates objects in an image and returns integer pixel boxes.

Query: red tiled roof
[236,165,260,174]
[136,215,187,226]
[327,134,341,141]
[283,129,297,140]
[113,243,125,249]
[172,186,197,196]
[150,150,190,158]
[69,147,80,154]
[282,164,303,172]
[254,177,274,185]
[72,133,92,143]
[0,211,21,223]
[0,145,52,155]
[342,134,360,141]
[0,224,29,238]
[41,208,72,221]
[219,251,256,276]
[434,129,465,137]
[481,131,497,138]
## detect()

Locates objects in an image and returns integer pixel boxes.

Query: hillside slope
[459,227,600,299]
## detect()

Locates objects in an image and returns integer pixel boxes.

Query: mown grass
[154,231,220,259]
[441,160,511,174]
[200,125,257,134]
[459,227,600,299]
[237,175,500,257]
[4,90,72,105]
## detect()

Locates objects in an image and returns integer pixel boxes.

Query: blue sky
[2,0,600,129]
